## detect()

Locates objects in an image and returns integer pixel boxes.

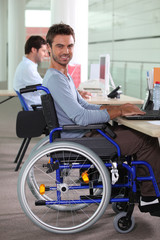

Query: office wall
[2,0,160,99]
[88,0,160,98]
[0,96,20,137]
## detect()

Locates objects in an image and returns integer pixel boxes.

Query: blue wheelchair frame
[35,85,160,207]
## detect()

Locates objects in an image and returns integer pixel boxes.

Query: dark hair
[46,23,75,47]
[25,36,46,54]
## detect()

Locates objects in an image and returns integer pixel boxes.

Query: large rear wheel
[18,141,111,234]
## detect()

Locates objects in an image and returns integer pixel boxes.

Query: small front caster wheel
[112,194,128,213]
[113,212,135,233]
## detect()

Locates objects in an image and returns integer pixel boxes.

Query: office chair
[14,89,46,171]
[14,90,30,171]
[15,90,29,111]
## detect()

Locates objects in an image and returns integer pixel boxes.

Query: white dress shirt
[13,56,43,110]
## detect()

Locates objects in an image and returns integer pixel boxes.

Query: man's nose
[45,51,49,57]
[63,47,69,54]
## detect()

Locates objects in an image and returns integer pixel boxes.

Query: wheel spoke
[18,142,111,234]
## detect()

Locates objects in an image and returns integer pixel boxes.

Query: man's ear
[31,47,37,53]
[47,43,51,53]
[47,43,51,56]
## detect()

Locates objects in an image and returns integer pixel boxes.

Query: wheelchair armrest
[63,124,104,130]
[62,123,116,139]
[20,84,41,94]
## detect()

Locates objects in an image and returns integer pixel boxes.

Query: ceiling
[25,0,51,10]
[25,0,96,10]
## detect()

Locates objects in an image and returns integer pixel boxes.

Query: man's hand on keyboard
[120,103,146,116]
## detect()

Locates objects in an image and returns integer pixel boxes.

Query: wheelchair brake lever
[110,161,119,185]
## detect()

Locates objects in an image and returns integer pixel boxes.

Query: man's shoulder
[46,68,61,75]
[16,58,34,72]
[43,69,68,89]
[44,68,64,80]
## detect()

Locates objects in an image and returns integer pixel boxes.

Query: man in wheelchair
[41,23,160,217]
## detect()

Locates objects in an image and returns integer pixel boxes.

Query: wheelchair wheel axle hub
[58,183,69,193]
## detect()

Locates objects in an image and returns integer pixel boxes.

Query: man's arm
[78,90,91,99]
[77,90,101,110]
[100,103,145,120]
[45,72,110,126]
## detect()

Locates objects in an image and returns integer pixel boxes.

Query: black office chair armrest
[20,84,41,94]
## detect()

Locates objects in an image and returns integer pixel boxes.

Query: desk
[86,94,160,138]
[87,94,144,105]
[0,90,16,96]
[0,90,17,104]
[116,117,160,138]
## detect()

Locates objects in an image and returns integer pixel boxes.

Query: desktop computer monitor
[82,54,115,93]
[99,54,110,94]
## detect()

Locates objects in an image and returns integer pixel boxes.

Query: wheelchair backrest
[41,94,60,138]
[16,86,48,139]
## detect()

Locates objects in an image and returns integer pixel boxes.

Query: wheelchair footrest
[80,195,102,200]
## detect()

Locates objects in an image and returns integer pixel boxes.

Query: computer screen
[99,56,106,83]
[99,54,110,94]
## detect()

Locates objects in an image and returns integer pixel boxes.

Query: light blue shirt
[13,56,42,110]
[42,68,110,138]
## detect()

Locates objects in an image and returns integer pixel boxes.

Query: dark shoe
[150,209,160,217]
[139,196,160,213]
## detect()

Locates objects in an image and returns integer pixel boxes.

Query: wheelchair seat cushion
[54,136,117,157]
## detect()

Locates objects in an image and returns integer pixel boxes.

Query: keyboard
[124,110,160,120]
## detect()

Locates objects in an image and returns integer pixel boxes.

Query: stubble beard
[51,51,72,67]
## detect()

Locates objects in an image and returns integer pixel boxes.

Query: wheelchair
[17,85,160,234]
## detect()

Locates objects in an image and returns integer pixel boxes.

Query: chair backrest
[15,90,29,111]
[16,110,46,138]
[15,88,47,138]
[41,93,60,138]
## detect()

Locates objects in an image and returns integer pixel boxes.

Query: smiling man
[42,23,160,215]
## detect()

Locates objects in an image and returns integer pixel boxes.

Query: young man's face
[35,44,48,63]
[49,34,74,67]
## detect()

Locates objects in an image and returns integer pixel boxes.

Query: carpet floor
[0,136,160,240]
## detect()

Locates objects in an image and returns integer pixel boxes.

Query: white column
[8,0,25,90]
[0,0,7,83]
[50,0,88,83]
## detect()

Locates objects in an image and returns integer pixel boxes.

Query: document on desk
[148,121,160,125]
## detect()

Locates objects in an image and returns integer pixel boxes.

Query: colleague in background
[13,36,48,110]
